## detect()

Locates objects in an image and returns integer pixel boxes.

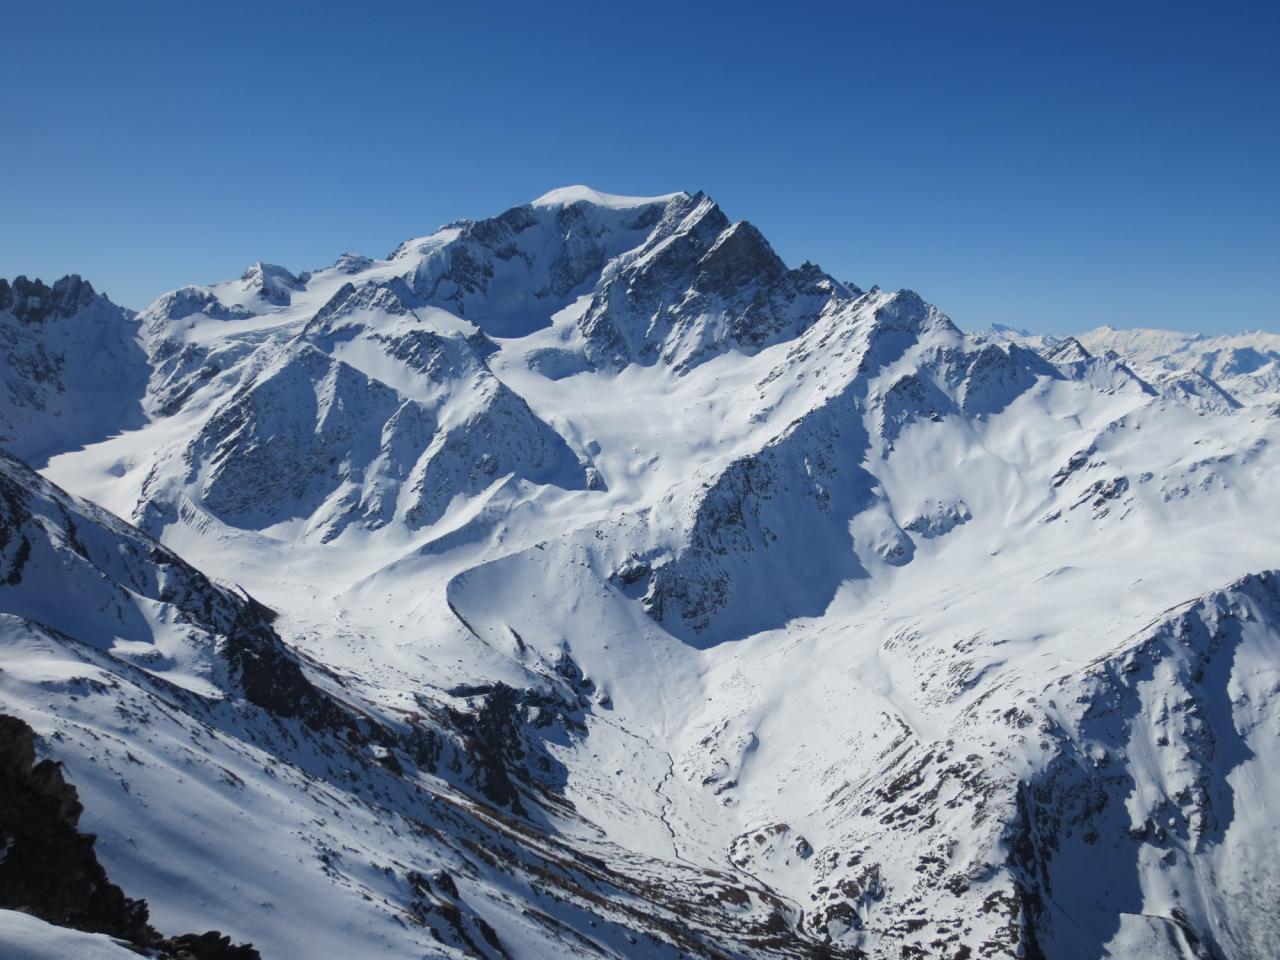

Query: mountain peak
[239,261,306,305]
[530,185,687,209]
[0,274,102,323]
[1043,335,1093,363]
[240,261,302,286]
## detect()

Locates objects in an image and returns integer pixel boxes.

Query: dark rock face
[0,714,262,959]
[396,195,672,339]
[220,593,358,736]
[456,685,530,813]
[165,930,263,960]
[0,275,99,324]
[0,462,34,586]
[577,194,856,371]
[0,714,153,941]
[442,681,585,815]
[0,273,147,465]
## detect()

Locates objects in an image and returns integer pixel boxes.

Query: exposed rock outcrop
[0,714,261,959]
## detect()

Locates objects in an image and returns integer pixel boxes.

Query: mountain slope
[0,276,146,465]
[0,447,845,958]
[4,188,1280,959]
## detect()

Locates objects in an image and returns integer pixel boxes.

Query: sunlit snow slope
[3,187,1279,960]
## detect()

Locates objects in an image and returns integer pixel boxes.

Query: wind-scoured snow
[3,187,1280,959]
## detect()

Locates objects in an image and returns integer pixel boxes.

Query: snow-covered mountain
[0,275,146,465]
[3,186,1279,959]
[986,322,1280,407]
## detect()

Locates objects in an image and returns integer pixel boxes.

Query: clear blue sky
[3,1,1277,333]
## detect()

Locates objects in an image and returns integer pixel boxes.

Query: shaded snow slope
[0,910,141,960]
[0,275,146,466]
